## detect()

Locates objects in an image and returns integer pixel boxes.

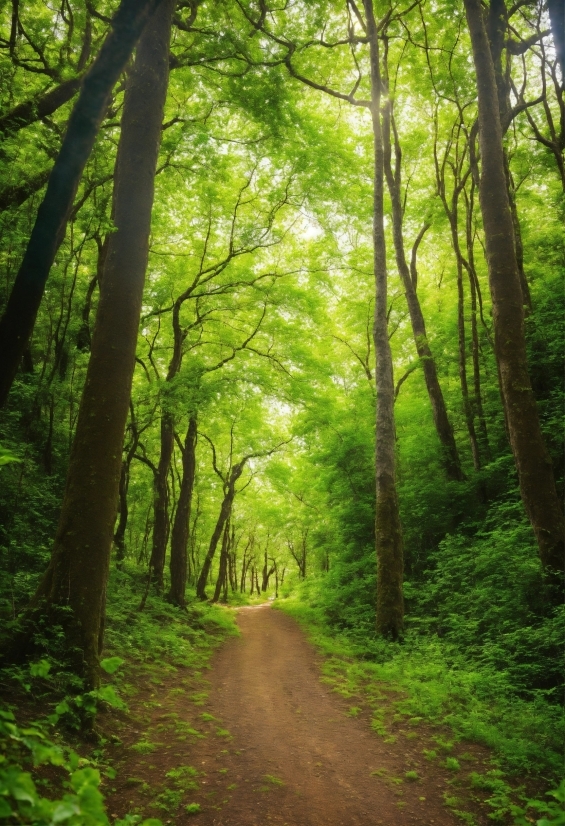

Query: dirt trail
[198,603,455,826]
[107,604,488,825]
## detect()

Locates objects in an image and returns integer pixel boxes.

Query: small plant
[434,737,454,753]
[131,740,158,754]
[154,789,183,810]
[264,774,285,786]
[185,802,201,814]
[347,706,362,717]
[405,771,419,781]
[511,782,565,826]
[445,757,461,772]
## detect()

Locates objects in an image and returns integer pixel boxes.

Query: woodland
[0,0,563,823]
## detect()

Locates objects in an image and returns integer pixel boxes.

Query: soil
[105,604,494,825]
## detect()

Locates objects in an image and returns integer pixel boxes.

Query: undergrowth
[0,566,237,824]
[275,590,564,799]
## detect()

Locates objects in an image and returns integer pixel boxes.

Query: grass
[274,596,563,781]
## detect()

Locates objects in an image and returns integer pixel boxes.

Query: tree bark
[5,0,174,688]
[464,0,565,580]
[113,460,129,565]
[168,416,197,606]
[212,519,230,603]
[363,0,404,639]
[456,252,482,472]
[464,185,492,462]
[382,102,463,482]
[149,412,174,589]
[0,0,164,408]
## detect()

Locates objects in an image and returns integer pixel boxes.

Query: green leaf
[30,659,51,678]
[95,685,126,710]
[52,801,81,822]
[100,657,125,675]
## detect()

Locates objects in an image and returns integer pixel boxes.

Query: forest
[0,0,563,824]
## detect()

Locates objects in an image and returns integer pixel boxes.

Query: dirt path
[107,605,489,825]
[197,604,457,826]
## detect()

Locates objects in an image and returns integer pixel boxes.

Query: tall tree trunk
[464,0,565,581]
[212,519,230,604]
[0,0,164,407]
[3,0,174,688]
[464,186,492,462]
[437,154,484,471]
[113,460,129,565]
[168,416,197,607]
[149,412,174,589]
[382,102,463,482]
[486,0,533,312]
[456,254,482,472]
[363,0,404,639]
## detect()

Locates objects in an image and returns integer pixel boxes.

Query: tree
[168,416,197,607]
[4,0,175,688]
[362,0,404,638]
[464,0,564,582]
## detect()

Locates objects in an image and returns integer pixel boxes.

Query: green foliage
[276,597,563,779]
[512,782,565,826]
[0,709,160,826]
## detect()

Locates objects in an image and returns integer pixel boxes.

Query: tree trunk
[464,0,565,580]
[363,0,404,639]
[196,490,236,600]
[456,253,482,472]
[113,460,129,565]
[464,186,492,463]
[4,0,174,688]
[382,103,463,482]
[168,416,197,606]
[212,519,230,603]
[149,412,174,589]
[0,0,164,408]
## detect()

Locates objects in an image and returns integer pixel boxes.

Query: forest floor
[103,603,498,826]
